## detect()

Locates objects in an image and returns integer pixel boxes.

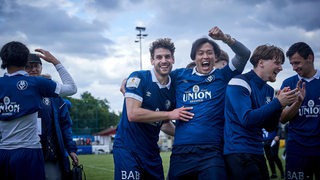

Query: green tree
[65,91,120,135]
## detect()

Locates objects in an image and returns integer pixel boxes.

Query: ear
[150,58,155,65]
[307,54,314,63]
[258,59,264,68]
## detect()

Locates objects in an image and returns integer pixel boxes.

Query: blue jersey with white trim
[171,66,238,148]
[113,70,175,157]
[224,70,282,155]
[281,70,320,155]
[0,73,58,121]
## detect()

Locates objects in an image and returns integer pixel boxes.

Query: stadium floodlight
[135,26,148,70]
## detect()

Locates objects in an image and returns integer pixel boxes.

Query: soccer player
[280,42,320,180]
[223,44,298,180]
[113,38,193,180]
[168,26,251,179]
[0,41,77,180]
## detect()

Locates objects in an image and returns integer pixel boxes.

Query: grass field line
[84,164,114,172]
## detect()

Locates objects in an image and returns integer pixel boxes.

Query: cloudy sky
[1,0,320,113]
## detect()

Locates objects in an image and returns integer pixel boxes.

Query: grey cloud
[0,0,113,59]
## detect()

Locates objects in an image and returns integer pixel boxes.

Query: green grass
[79,150,285,180]
[78,152,172,180]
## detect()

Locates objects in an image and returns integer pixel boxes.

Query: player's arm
[208,26,251,73]
[126,97,193,123]
[35,48,77,96]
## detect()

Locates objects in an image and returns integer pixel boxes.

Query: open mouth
[202,61,210,67]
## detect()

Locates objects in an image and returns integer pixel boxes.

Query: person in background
[223,44,298,180]
[26,54,79,180]
[113,38,194,180]
[280,42,319,180]
[186,61,196,69]
[215,49,229,69]
[0,41,77,180]
[262,123,285,179]
[168,26,251,180]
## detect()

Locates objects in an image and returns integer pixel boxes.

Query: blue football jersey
[0,73,58,121]
[170,66,238,149]
[224,70,282,155]
[113,69,175,157]
[281,70,320,155]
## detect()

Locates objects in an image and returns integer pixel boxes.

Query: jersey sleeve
[125,71,144,102]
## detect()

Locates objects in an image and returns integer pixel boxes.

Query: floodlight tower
[135,26,148,70]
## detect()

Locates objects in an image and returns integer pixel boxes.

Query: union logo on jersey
[16,80,28,90]
[183,85,212,103]
[0,96,20,115]
[299,99,320,117]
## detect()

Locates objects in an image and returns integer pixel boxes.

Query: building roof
[94,127,116,136]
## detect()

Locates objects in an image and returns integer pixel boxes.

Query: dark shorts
[168,145,226,180]
[113,147,164,180]
[0,148,45,180]
[224,153,269,180]
[285,151,320,180]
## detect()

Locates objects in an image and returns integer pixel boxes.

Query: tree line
[65,91,121,135]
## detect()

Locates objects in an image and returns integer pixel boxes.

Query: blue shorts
[0,148,45,180]
[286,151,320,180]
[225,153,269,180]
[113,147,164,180]
[168,145,226,180]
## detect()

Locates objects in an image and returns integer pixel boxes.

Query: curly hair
[149,38,175,59]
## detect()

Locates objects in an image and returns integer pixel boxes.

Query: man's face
[25,62,42,76]
[289,52,313,78]
[151,48,174,77]
[260,58,283,82]
[194,42,216,74]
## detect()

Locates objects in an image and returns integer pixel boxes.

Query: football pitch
[79,150,285,180]
[78,152,171,180]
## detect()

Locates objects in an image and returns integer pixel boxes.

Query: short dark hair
[250,45,284,67]
[217,49,229,62]
[28,53,42,64]
[0,41,29,69]
[149,38,175,59]
[190,37,221,60]
[286,42,314,60]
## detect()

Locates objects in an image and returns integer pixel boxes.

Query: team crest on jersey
[16,80,28,90]
[146,91,151,97]
[42,98,51,106]
[265,96,272,104]
[126,77,140,88]
[206,75,215,82]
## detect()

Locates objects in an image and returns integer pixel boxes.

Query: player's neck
[7,66,25,74]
